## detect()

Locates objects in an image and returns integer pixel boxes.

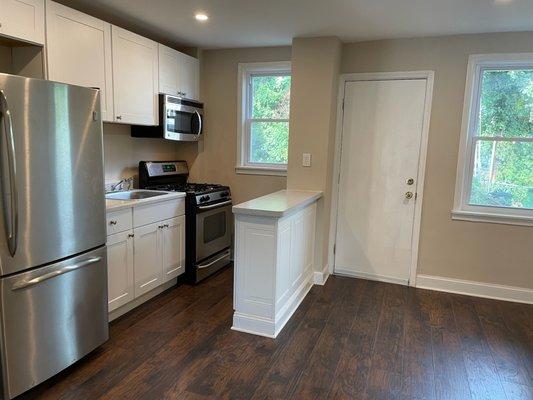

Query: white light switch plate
[302,153,311,167]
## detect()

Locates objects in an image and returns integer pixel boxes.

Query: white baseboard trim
[108,278,177,322]
[416,274,533,305]
[334,268,409,286]
[313,264,330,285]
[232,274,313,338]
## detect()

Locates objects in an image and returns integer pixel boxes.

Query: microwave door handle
[0,90,18,257]
[194,110,202,135]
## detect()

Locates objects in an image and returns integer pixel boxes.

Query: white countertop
[105,191,186,212]
[232,189,323,218]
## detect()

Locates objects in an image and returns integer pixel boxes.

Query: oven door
[195,201,232,262]
[164,102,203,141]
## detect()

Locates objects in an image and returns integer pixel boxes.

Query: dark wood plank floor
[21,267,533,400]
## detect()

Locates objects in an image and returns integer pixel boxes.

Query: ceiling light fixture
[195,13,209,22]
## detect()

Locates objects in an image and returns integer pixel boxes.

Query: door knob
[405,191,414,200]
[406,178,414,185]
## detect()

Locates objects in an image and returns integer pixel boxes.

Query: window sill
[235,165,287,177]
[451,209,533,227]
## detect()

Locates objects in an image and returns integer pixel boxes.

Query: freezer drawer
[0,246,108,399]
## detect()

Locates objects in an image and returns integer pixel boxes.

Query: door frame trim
[328,71,435,286]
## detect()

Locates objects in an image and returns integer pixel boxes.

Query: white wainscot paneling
[232,203,317,338]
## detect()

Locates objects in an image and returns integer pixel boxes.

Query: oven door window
[166,110,201,135]
[203,211,227,243]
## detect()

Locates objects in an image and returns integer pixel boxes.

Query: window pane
[250,121,289,164]
[251,75,291,119]
[479,69,533,138]
[469,140,533,209]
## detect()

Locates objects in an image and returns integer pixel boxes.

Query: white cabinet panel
[107,230,134,312]
[158,44,179,96]
[0,0,44,44]
[178,52,199,100]
[106,208,133,235]
[111,26,158,125]
[133,222,162,297]
[45,1,113,121]
[161,215,185,282]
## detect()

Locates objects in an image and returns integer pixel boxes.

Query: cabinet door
[162,215,185,282]
[45,1,114,121]
[178,53,199,100]
[106,230,134,312]
[158,44,178,96]
[111,25,158,125]
[133,222,162,297]
[0,0,44,44]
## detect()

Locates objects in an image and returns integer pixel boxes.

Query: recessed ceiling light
[195,13,209,22]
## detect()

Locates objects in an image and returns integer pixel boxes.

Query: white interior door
[334,78,429,285]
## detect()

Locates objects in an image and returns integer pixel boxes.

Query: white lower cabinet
[162,215,185,283]
[133,222,162,297]
[106,198,186,316]
[106,230,134,312]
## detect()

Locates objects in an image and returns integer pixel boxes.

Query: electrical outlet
[302,153,311,167]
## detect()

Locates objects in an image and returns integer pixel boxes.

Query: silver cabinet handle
[127,233,134,238]
[198,200,232,210]
[163,224,169,228]
[109,220,117,225]
[12,256,102,290]
[194,109,202,135]
[197,250,231,269]
[0,90,18,257]
[116,115,122,120]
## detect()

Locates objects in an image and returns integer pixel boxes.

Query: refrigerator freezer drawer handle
[11,256,102,290]
[0,90,18,257]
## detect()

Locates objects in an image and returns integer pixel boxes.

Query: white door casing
[332,72,434,286]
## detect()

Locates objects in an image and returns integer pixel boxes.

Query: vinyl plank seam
[289,278,361,398]
[324,279,369,399]
[450,295,507,400]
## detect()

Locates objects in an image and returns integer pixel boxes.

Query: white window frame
[236,61,291,176]
[452,53,533,227]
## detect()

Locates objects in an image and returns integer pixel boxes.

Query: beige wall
[341,32,533,288]
[178,46,292,204]
[103,123,179,185]
[287,37,342,271]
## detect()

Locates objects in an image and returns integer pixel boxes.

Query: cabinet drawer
[133,199,185,228]
[106,208,133,235]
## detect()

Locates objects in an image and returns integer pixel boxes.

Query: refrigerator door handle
[0,90,18,257]
[11,256,102,290]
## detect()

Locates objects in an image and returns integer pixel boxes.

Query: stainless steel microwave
[131,94,204,141]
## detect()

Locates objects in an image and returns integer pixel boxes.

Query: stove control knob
[200,195,210,203]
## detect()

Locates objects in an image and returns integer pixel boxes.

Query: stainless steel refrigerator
[0,73,108,399]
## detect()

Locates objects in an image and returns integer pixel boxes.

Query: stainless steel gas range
[139,161,232,283]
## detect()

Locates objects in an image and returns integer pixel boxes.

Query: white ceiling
[63,0,533,49]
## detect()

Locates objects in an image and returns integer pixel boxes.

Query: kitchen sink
[105,190,166,200]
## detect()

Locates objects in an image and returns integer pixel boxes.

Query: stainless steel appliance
[139,161,232,283]
[131,95,203,141]
[0,73,108,399]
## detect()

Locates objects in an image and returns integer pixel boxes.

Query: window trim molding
[452,53,533,226]
[236,61,291,176]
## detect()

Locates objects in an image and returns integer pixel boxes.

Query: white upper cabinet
[112,26,158,125]
[178,52,199,100]
[0,0,45,44]
[158,44,179,96]
[45,1,114,121]
[158,44,199,100]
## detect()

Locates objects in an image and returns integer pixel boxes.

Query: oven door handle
[198,200,232,210]
[197,250,231,269]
